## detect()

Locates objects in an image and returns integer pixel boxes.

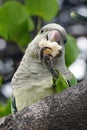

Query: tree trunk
[0,80,87,130]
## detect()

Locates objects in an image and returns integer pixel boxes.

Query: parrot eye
[41,29,44,33]
[64,40,67,44]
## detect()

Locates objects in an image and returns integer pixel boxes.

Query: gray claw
[39,46,52,61]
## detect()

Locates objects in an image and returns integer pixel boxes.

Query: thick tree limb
[0,80,87,130]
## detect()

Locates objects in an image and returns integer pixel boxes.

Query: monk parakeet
[11,23,77,113]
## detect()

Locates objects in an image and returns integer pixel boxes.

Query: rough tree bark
[0,80,87,130]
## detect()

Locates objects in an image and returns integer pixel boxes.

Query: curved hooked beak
[47,30,61,42]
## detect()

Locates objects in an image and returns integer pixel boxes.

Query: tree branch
[0,80,87,130]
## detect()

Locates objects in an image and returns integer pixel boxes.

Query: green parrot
[11,23,77,113]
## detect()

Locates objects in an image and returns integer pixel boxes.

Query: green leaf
[0,1,28,24]
[0,23,8,40]
[7,20,29,48]
[25,0,59,21]
[65,34,79,67]
[0,99,11,117]
[28,17,35,31]
[0,1,34,48]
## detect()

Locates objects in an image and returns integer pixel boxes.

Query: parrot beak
[47,30,61,43]
[47,30,62,57]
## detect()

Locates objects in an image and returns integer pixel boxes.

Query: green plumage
[68,74,77,86]
[53,70,69,92]
[52,69,77,92]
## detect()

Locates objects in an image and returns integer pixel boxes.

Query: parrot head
[38,23,67,61]
[38,23,67,44]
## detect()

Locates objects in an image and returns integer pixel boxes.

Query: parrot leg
[40,47,58,78]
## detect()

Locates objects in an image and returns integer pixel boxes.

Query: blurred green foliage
[25,0,58,21]
[0,77,11,117]
[65,34,79,67]
[0,99,11,117]
[0,0,58,49]
[0,1,34,48]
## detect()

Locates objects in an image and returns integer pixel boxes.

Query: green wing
[69,74,77,86]
[52,69,77,92]
[53,70,69,92]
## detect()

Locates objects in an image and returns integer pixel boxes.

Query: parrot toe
[39,46,53,61]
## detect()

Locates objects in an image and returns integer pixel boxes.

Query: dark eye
[64,40,67,44]
[41,30,44,33]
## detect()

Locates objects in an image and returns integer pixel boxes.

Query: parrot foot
[40,47,58,78]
